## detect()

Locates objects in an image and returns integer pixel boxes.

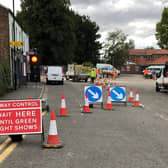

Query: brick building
[120,49,168,74]
[0,3,29,88]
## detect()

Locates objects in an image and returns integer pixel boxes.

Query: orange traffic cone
[43,110,64,148]
[58,94,68,116]
[128,88,134,102]
[105,91,112,110]
[134,90,140,107]
[82,93,91,113]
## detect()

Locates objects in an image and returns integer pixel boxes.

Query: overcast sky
[1,0,168,48]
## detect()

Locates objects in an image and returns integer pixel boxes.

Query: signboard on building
[9,41,24,47]
[0,99,42,135]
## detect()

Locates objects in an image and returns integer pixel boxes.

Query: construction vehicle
[65,64,91,82]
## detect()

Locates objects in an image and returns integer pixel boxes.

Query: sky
[1,0,168,49]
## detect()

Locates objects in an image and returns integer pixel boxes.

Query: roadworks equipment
[128,88,134,102]
[58,94,68,116]
[105,91,112,110]
[134,90,140,107]
[107,80,110,91]
[82,93,91,113]
[43,110,64,148]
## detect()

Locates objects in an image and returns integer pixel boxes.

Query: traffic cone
[43,110,64,148]
[128,88,134,102]
[105,91,112,110]
[134,90,140,107]
[82,93,91,113]
[58,94,68,116]
[103,84,106,88]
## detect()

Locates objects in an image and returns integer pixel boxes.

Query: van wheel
[46,79,49,85]
[9,135,23,142]
[156,83,160,92]
[61,81,64,85]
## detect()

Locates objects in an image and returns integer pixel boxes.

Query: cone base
[128,97,134,102]
[105,104,112,110]
[42,142,64,148]
[134,101,140,107]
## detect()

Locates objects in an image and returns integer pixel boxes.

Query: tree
[126,39,135,49]
[17,0,102,66]
[73,14,102,65]
[17,0,75,65]
[104,29,129,67]
[156,7,168,49]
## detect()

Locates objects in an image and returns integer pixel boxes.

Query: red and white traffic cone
[59,94,68,116]
[134,90,140,107]
[105,91,112,110]
[82,93,91,113]
[128,88,134,102]
[103,83,106,88]
[43,110,64,148]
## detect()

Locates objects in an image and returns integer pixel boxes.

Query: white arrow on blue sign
[110,87,126,102]
[84,86,102,103]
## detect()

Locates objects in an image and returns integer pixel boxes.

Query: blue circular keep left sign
[110,87,126,102]
[84,86,102,103]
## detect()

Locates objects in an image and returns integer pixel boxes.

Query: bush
[0,60,11,96]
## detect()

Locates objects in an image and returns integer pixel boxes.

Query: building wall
[0,5,9,62]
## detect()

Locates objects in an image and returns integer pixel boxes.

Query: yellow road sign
[9,41,24,47]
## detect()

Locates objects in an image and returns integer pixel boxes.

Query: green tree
[104,29,129,67]
[156,7,168,49]
[17,0,102,66]
[17,0,75,65]
[73,14,102,65]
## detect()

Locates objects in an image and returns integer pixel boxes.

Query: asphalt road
[1,75,168,168]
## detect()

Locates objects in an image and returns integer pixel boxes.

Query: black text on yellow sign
[9,41,24,47]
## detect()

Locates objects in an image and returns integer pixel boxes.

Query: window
[136,66,139,72]
[127,65,130,72]
[121,67,125,71]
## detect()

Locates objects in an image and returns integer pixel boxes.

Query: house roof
[148,57,168,65]
[129,49,168,55]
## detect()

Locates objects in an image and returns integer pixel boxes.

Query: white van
[46,66,64,84]
[156,65,168,92]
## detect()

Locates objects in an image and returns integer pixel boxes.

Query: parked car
[143,65,164,79]
[46,66,64,84]
[156,64,168,92]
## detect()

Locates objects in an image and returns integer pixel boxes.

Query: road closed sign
[0,99,42,135]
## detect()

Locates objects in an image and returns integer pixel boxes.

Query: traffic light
[30,54,40,82]
[31,56,38,63]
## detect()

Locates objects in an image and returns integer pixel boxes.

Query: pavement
[0,82,44,100]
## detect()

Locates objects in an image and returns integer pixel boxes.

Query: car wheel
[156,83,160,92]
